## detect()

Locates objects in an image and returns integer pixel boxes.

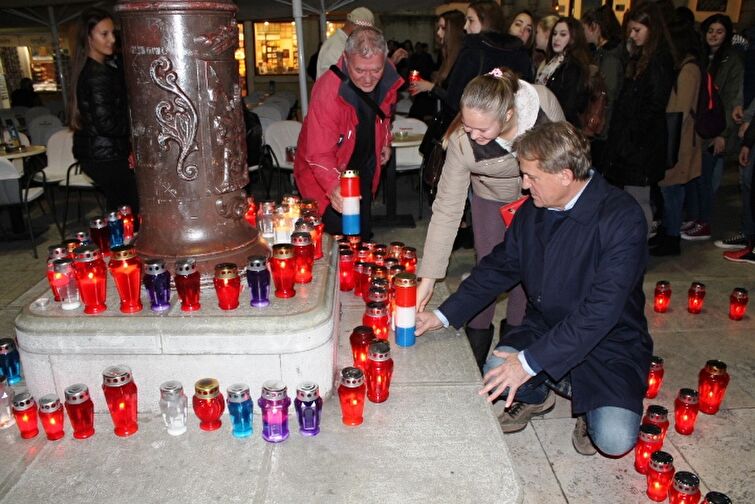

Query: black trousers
[322,167,374,241]
[80,159,140,216]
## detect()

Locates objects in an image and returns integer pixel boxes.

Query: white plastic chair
[24,106,51,126]
[252,105,283,123]
[0,157,50,258]
[34,128,75,184]
[62,161,101,237]
[264,97,292,119]
[264,120,302,198]
[395,97,413,116]
[391,117,428,218]
[27,114,63,147]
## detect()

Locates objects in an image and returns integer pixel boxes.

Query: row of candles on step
[631,358,732,502]
[653,281,748,320]
[246,194,325,249]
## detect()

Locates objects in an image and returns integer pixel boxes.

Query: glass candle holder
[246,256,271,308]
[257,200,275,242]
[365,276,390,304]
[308,214,325,260]
[11,392,39,439]
[143,259,171,312]
[48,243,71,261]
[338,367,366,426]
[271,244,296,298]
[88,217,110,256]
[350,326,376,372]
[702,492,732,504]
[213,263,241,310]
[339,249,355,291]
[51,259,81,310]
[354,262,370,298]
[674,388,699,435]
[47,251,65,302]
[282,193,301,222]
[108,245,143,314]
[687,282,705,314]
[388,264,405,284]
[300,199,318,214]
[340,170,361,236]
[292,232,314,284]
[388,241,405,260]
[74,230,91,245]
[38,394,65,441]
[371,265,389,282]
[654,280,672,313]
[347,234,362,254]
[73,244,108,315]
[642,405,670,441]
[193,378,225,431]
[258,380,291,443]
[174,259,201,311]
[366,286,389,305]
[372,250,387,267]
[634,423,663,474]
[363,302,390,340]
[646,450,675,502]
[294,381,322,436]
[63,238,81,256]
[244,196,257,228]
[159,380,188,436]
[669,471,701,504]
[646,355,664,399]
[366,340,394,403]
[0,338,22,385]
[64,383,95,439]
[273,204,292,244]
[355,246,372,266]
[729,287,748,320]
[118,205,135,244]
[0,376,16,430]
[227,383,253,438]
[394,273,417,347]
[107,211,124,248]
[401,246,417,273]
[102,364,138,437]
[698,359,730,415]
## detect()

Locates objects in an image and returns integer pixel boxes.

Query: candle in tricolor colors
[159,380,188,436]
[258,381,291,443]
[646,451,674,502]
[73,244,108,314]
[654,280,671,313]
[38,394,65,441]
[634,423,663,474]
[668,471,701,504]
[102,365,138,437]
[193,378,225,432]
[338,367,366,426]
[674,388,699,435]
[729,287,748,320]
[698,360,729,415]
[294,382,322,436]
[645,355,664,399]
[340,170,360,236]
[393,273,417,347]
[64,383,95,439]
[11,392,38,439]
[108,245,144,313]
[687,282,705,314]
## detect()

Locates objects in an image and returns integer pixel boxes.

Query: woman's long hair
[507,10,536,50]
[581,5,622,45]
[435,10,466,84]
[624,2,672,79]
[68,8,113,130]
[701,14,734,78]
[545,17,592,82]
[468,0,505,33]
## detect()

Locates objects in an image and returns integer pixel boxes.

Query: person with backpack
[535,17,592,129]
[603,2,674,230]
[682,14,745,242]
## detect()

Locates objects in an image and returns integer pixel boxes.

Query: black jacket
[604,48,674,187]
[544,57,589,128]
[73,58,130,162]
[444,31,533,118]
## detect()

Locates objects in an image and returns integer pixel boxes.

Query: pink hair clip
[486,68,503,79]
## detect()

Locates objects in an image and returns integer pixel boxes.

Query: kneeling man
[416,122,652,456]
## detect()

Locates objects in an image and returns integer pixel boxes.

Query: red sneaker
[681,222,711,241]
[723,246,755,264]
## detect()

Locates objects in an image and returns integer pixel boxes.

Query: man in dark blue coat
[416,122,652,457]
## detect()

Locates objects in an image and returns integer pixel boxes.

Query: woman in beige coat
[651,36,702,256]
[417,67,564,370]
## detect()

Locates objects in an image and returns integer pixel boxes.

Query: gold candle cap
[111,244,137,261]
[393,272,417,288]
[214,263,239,279]
[194,378,220,399]
[272,244,294,259]
[704,360,727,375]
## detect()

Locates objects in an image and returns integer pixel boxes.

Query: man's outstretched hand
[479,350,530,407]
[415,311,443,336]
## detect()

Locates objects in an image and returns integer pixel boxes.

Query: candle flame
[119,402,126,410]
[49,418,56,425]
[351,399,358,406]
[22,414,28,422]
[88,272,94,279]
[377,376,382,384]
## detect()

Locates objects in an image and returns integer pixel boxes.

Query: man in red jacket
[294,26,403,240]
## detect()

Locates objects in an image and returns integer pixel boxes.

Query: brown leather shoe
[497,391,556,433]
[572,416,597,456]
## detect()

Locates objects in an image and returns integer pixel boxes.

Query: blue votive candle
[107,211,124,248]
[246,256,271,307]
[294,382,322,436]
[226,383,253,438]
[143,259,171,312]
[0,339,22,385]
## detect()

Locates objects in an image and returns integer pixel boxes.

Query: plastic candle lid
[673,471,700,494]
[677,388,699,404]
[340,367,364,388]
[144,258,167,276]
[175,259,197,276]
[73,244,101,262]
[12,392,35,411]
[0,338,17,354]
[261,380,288,401]
[159,380,184,399]
[296,382,319,401]
[38,394,62,413]
[102,365,133,387]
[64,384,91,405]
[649,451,673,471]
[226,383,251,403]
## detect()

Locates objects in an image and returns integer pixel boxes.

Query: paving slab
[503,423,566,503]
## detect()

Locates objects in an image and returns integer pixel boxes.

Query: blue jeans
[660,185,686,236]
[485,345,641,456]
[687,148,722,224]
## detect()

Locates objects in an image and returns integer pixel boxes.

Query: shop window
[253,21,299,76]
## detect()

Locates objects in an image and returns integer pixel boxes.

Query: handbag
[666,111,683,168]
[421,141,447,199]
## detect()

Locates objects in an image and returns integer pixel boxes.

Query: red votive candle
[654,280,671,313]
[347,234,361,254]
[271,244,296,298]
[634,423,663,474]
[213,263,241,310]
[698,359,729,415]
[102,365,138,437]
[174,258,201,311]
[118,205,135,243]
[401,246,417,273]
[338,367,366,426]
[310,215,324,260]
[38,394,65,441]
[642,405,670,441]
[244,196,257,228]
[646,355,664,399]
[108,244,143,313]
[349,326,376,371]
[388,241,405,260]
[356,246,372,265]
[11,392,39,439]
[646,450,675,502]
[47,245,69,301]
[73,244,108,314]
[372,250,387,267]
[674,388,699,435]
[366,340,394,403]
[702,491,732,504]
[668,471,701,504]
[687,282,705,314]
[291,232,314,284]
[728,287,748,320]
[88,217,110,256]
[193,378,225,431]
[363,302,390,340]
[353,262,370,298]
[64,383,95,439]
[339,249,355,291]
